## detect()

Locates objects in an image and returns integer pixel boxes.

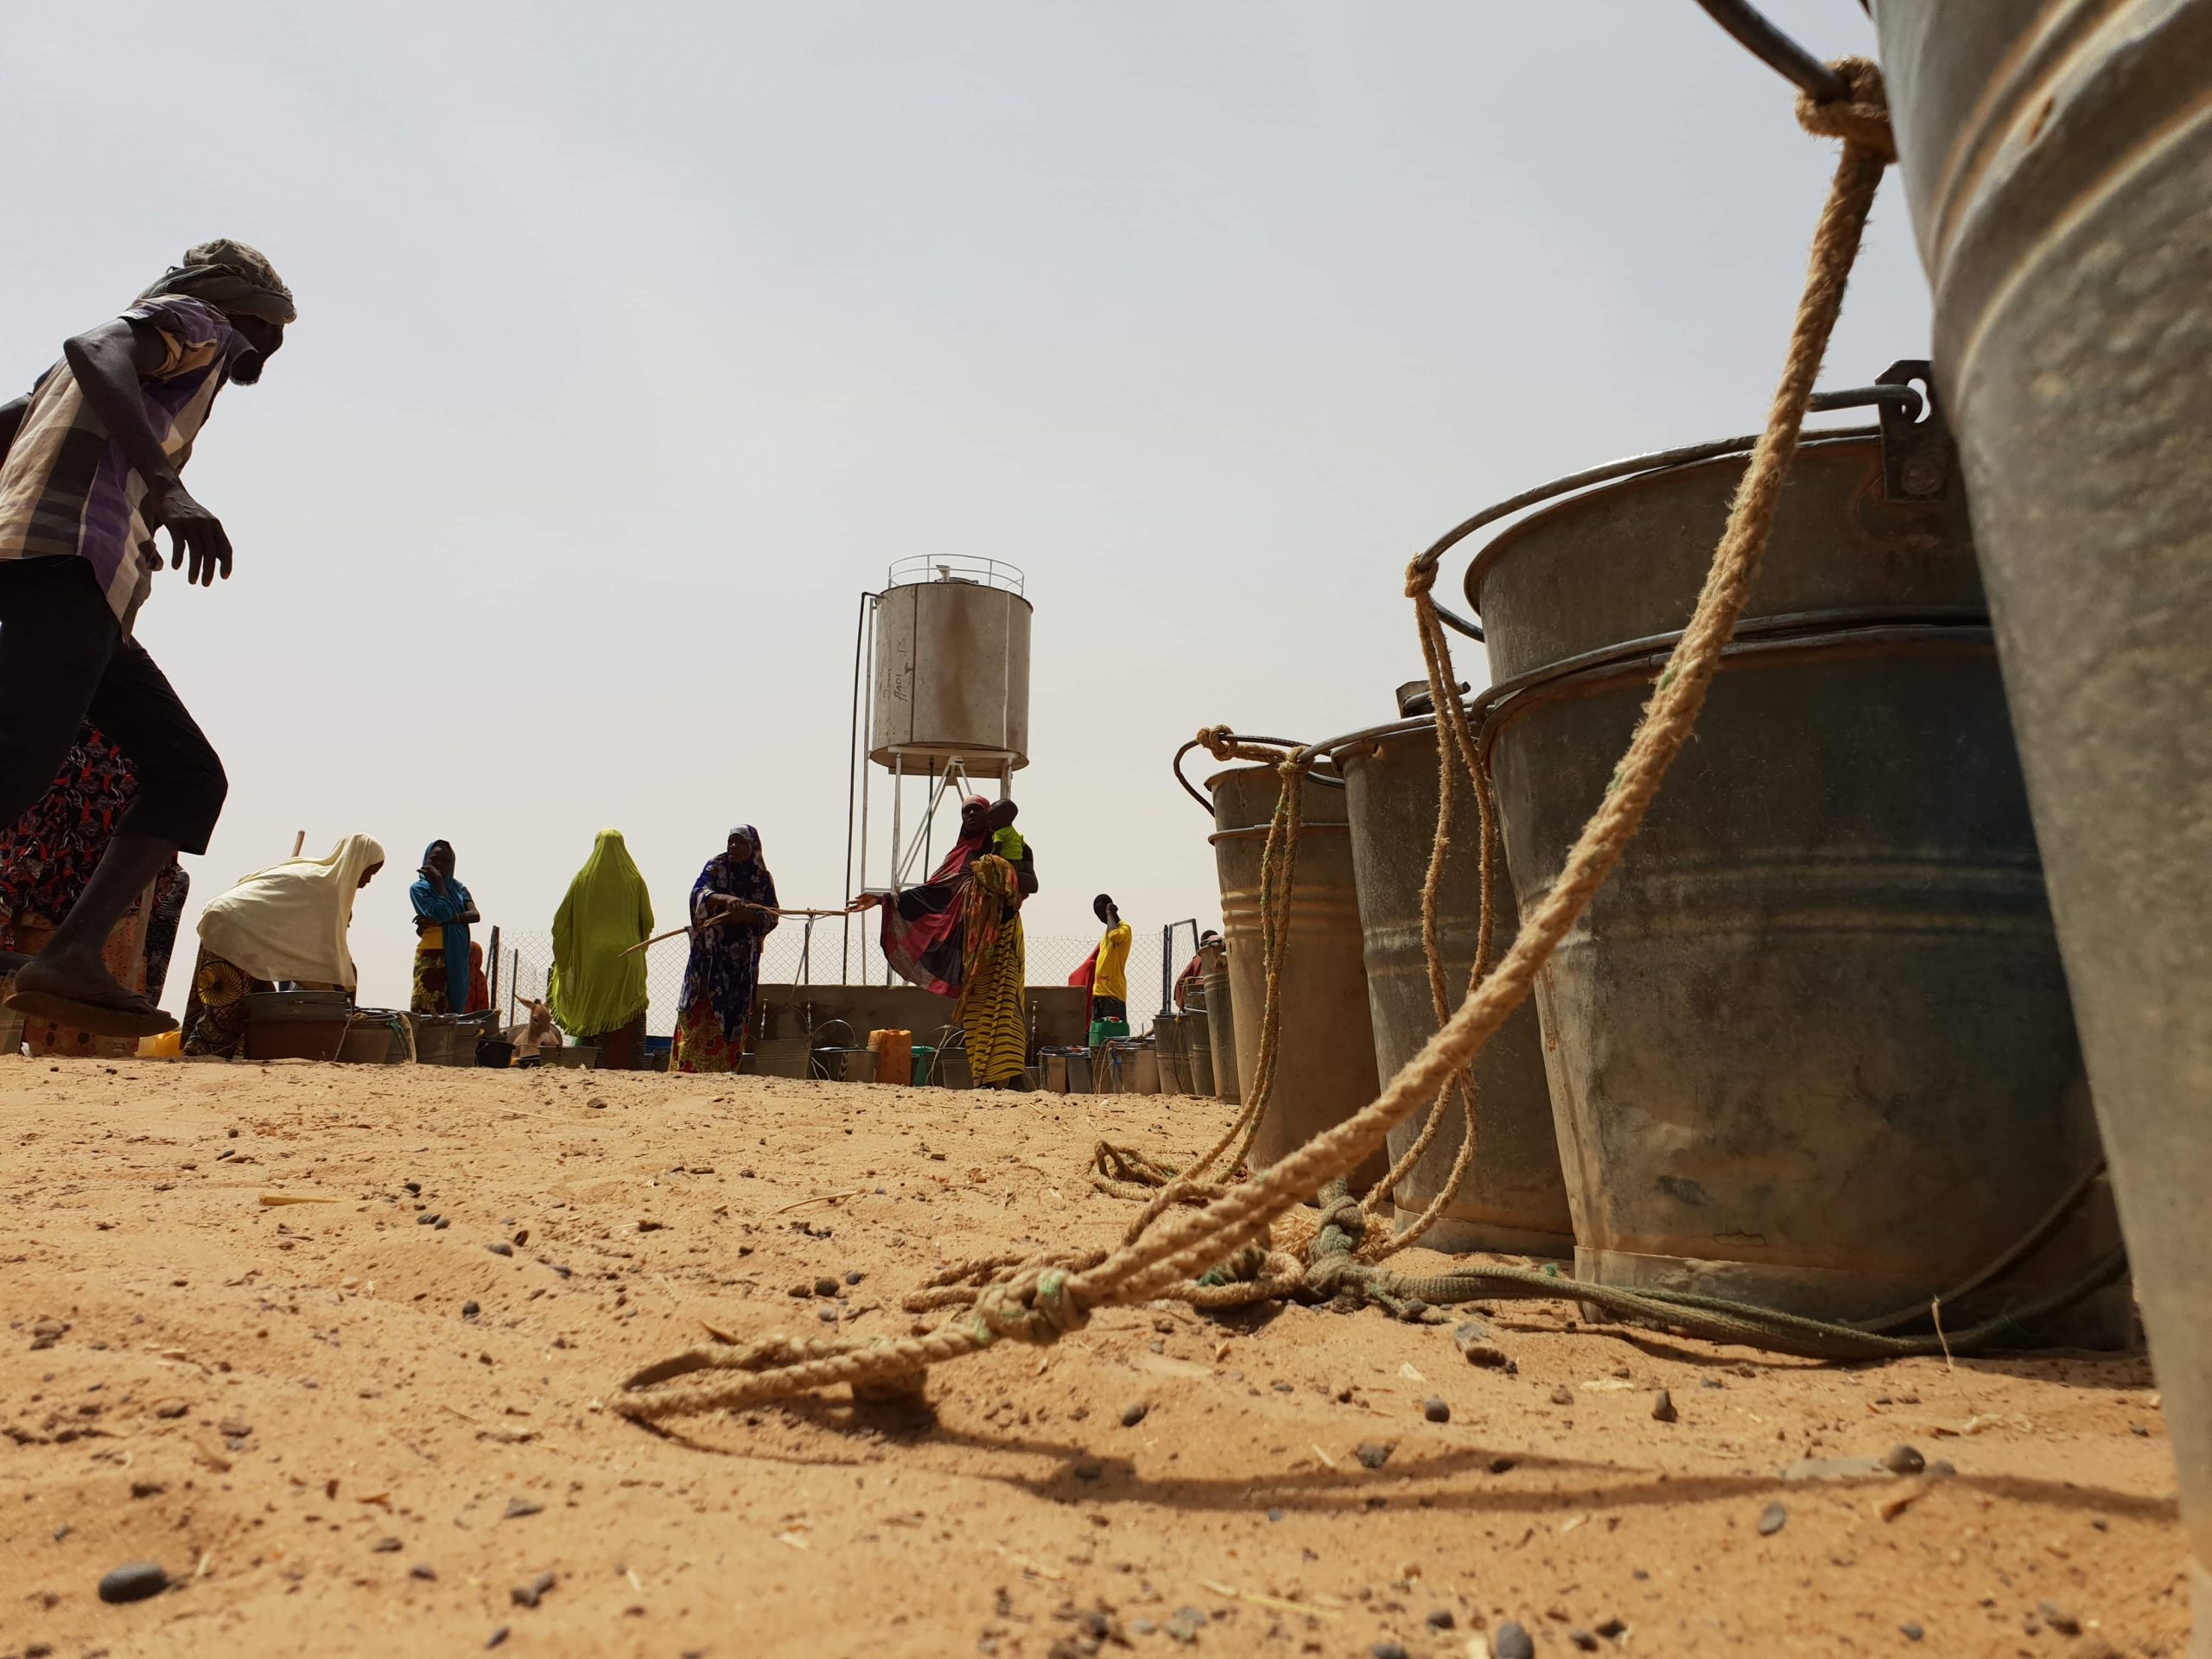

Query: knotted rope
[616,61,1913,1423]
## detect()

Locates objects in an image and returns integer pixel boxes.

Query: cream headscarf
[196,835,386,990]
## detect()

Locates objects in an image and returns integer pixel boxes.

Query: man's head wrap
[139,239,296,325]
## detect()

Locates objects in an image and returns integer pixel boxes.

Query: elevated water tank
[870,557,1031,772]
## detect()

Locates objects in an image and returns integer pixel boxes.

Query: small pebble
[1571,1631,1600,1652]
[1549,1385,1573,1406]
[1452,1319,1512,1370]
[1073,1459,1103,1481]
[1493,1618,1536,1659]
[486,1625,510,1649]
[1355,1441,1392,1471]
[845,1270,864,1285]
[434,1217,449,1230]
[2131,1422,2150,1437]
[410,1563,438,1580]
[98,1560,168,1604]
[486,1242,513,1257]
[2038,1602,2081,1637]
[1369,1644,1409,1659]
[503,1497,543,1520]
[1488,1455,1517,1475]
[1266,1507,1285,1523]
[403,1180,421,1195]
[462,1301,480,1320]
[1594,1616,1627,1638]
[1120,1402,1148,1428]
[152,1399,189,1420]
[1881,1443,1925,1475]
[1650,1389,1678,1423]
[815,1276,840,1297]
[1422,1397,1450,1424]
[1426,1608,1456,1630]
[372,1537,403,1553]
[512,1229,530,1246]
[416,1212,439,1226]
[1899,1622,1924,1642]
[1758,1501,1789,1536]
[512,1570,558,1608]
[817,1306,839,1324]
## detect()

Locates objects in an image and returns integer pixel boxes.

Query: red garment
[877,826,989,996]
[466,941,491,1014]
[1173,952,1205,1010]
[1069,948,1097,1027]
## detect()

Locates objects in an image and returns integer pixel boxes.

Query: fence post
[486,925,501,1017]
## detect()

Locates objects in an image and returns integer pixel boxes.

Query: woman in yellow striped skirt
[953,849,1029,1088]
[863,795,1037,1090]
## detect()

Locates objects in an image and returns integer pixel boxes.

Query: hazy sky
[4,2,1929,1022]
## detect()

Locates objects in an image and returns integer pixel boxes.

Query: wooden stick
[623,906,862,957]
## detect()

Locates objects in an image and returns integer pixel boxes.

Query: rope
[615,62,1946,1422]
[1087,727,1311,1198]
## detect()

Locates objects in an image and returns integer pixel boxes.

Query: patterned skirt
[411,938,451,1016]
[181,946,272,1059]
[672,995,742,1074]
[960,917,1027,1086]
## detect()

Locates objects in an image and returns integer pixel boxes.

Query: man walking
[1089,893,1132,1047]
[0,241,296,1036]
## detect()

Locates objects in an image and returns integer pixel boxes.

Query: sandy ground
[0,1054,2190,1659]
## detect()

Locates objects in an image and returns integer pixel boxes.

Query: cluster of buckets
[1193,382,2127,1349]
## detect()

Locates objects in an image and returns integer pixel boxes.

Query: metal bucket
[1873,3,2212,1617]
[1207,765,1385,1183]
[1470,427,2123,1339]
[753,1035,813,1079]
[1154,1013,1190,1095]
[1337,720,1573,1257]
[1200,946,1238,1103]
[1183,1009,1216,1096]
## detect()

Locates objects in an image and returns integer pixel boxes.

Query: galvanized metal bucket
[1154,1012,1190,1095]
[1200,945,1238,1103]
[1183,1008,1217,1096]
[1334,718,1574,1257]
[1873,3,2212,1616]
[1206,764,1386,1184]
[1468,425,2124,1341]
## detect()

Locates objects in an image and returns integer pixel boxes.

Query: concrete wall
[749,983,1091,1051]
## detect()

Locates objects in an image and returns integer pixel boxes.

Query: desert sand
[0,1055,2189,1657]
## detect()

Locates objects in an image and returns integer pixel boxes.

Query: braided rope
[615,62,1904,1422]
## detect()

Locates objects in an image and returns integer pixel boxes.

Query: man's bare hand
[149,484,232,586]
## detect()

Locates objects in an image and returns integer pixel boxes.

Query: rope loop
[1796,56,1896,162]
[1403,556,1438,600]
[1196,724,1240,761]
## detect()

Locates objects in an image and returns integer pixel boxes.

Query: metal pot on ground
[1329,714,1573,1256]
[1461,411,2123,1343]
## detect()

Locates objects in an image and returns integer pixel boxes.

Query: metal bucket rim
[1478,621,2000,762]
[1208,821,1354,846]
[1459,430,1882,621]
[1314,606,1990,769]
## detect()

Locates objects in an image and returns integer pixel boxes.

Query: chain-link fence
[491,923,1175,1038]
